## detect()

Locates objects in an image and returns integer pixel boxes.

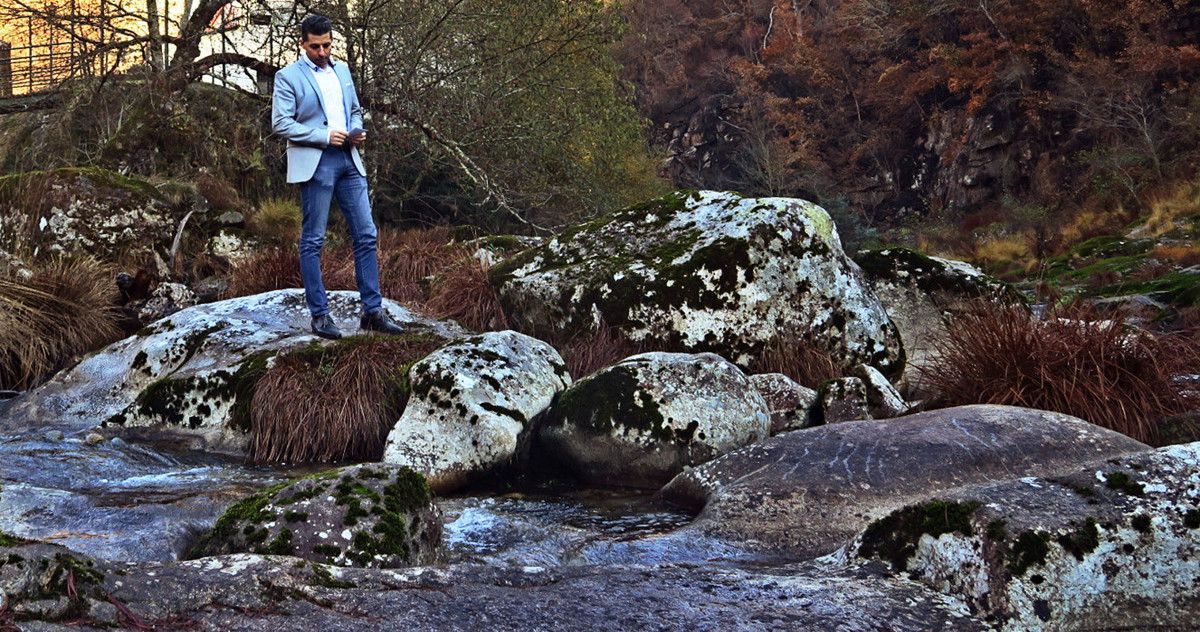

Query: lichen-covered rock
[816,377,870,424]
[491,190,904,377]
[541,352,771,488]
[0,167,181,262]
[1,289,465,450]
[137,282,198,322]
[0,541,989,630]
[839,440,1200,631]
[660,405,1149,558]
[749,373,816,434]
[207,228,256,266]
[382,331,571,493]
[187,465,441,568]
[852,364,908,419]
[854,248,1022,393]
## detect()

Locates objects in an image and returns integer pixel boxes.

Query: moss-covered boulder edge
[490,190,904,378]
[186,464,442,568]
[540,351,771,488]
[839,441,1200,630]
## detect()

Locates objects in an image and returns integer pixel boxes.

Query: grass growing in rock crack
[919,300,1200,444]
[247,334,447,464]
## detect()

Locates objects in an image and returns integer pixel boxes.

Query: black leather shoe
[311,314,344,340]
[361,309,405,335]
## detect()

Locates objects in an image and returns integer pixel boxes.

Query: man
[271,14,403,339]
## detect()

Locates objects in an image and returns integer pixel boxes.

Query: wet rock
[840,440,1200,631]
[0,542,987,630]
[660,405,1149,559]
[137,282,198,322]
[816,377,870,424]
[852,364,908,419]
[541,352,771,488]
[749,373,816,433]
[491,190,904,377]
[2,289,465,451]
[187,464,442,568]
[854,248,1021,395]
[382,331,571,493]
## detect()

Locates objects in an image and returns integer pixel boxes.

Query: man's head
[300,15,333,68]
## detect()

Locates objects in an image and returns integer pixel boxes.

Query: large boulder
[1,289,465,450]
[540,352,771,488]
[491,190,904,377]
[0,167,181,262]
[660,405,1149,558]
[854,248,1021,393]
[382,331,571,493]
[187,464,442,568]
[840,440,1200,631]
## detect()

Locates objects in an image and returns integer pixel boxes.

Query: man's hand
[350,130,367,146]
[329,130,349,147]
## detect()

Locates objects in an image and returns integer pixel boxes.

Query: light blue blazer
[271,58,367,184]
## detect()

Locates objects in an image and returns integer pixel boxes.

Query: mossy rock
[490,190,903,378]
[186,464,442,568]
[540,351,770,488]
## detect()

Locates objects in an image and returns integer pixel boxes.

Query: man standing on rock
[271,14,404,339]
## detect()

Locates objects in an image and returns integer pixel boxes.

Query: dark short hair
[300,15,332,40]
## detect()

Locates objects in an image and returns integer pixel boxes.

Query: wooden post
[0,41,11,97]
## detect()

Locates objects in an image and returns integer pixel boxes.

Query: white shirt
[304,58,346,145]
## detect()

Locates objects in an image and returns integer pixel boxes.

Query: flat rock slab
[0,545,985,631]
[661,405,1148,558]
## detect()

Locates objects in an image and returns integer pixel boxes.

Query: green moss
[858,500,982,572]
[310,563,356,588]
[549,365,687,443]
[1089,270,1200,306]
[1009,530,1051,577]
[1104,471,1145,497]
[987,520,1008,541]
[227,351,275,433]
[260,527,294,556]
[185,480,289,558]
[0,530,30,547]
[1130,514,1152,533]
[313,544,342,560]
[1184,510,1200,529]
[284,510,308,524]
[1057,518,1100,560]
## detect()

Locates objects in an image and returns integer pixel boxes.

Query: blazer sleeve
[272,70,330,147]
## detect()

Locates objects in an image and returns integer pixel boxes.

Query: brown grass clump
[748,336,842,389]
[246,198,301,245]
[0,257,122,390]
[247,334,446,464]
[558,323,649,379]
[1148,244,1200,268]
[919,301,1200,444]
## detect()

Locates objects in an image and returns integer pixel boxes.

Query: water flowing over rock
[382,331,571,493]
[491,190,904,376]
[541,352,771,488]
[749,373,816,433]
[660,405,1149,558]
[854,248,1022,393]
[2,289,464,451]
[187,464,442,568]
[840,440,1200,631]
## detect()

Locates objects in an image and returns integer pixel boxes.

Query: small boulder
[816,377,870,424]
[852,364,908,419]
[660,405,1148,558]
[748,373,816,433]
[207,228,256,267]
[137,282,198,322]
[492,190,904,377]
[382,331,571,493]
[540,352,771,488]
[854,248,1021,394]
[841,440,1200,631]
[186,464,441,568]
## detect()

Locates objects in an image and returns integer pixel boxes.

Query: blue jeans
[298,147,383,318]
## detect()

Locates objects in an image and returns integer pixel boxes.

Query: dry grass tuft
[748,336,842,389]
[0,257,122,390]
[246,198,301,245]
[1148,244,1200,268]
[1140,180,1200,237]
[919,301,1200,444]
[225,227,509,331]
[247,334,447,464]
[558,323,649,379]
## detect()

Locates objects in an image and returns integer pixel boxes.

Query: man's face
[301,32,333,67]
